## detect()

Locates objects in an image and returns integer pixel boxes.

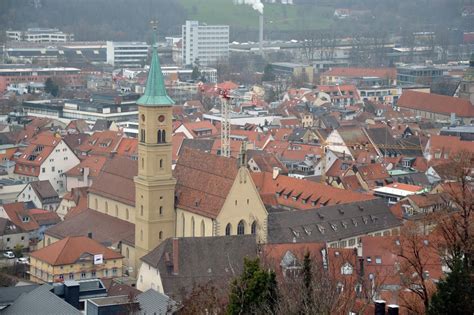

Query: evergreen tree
[301,251,313,312]
[262,64,275,82]
[44,78,59,97]
[428,259,474,315]
[227,258,278,315]
[191,66,200,80]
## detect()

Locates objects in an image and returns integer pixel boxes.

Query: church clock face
[158,115,165,122]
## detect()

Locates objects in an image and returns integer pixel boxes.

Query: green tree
[191,66,200,81]
[44,78,59,97]
[262,64,275,82]
[227,258,278,315]
[429,258,474,315]
[13,244,23,258]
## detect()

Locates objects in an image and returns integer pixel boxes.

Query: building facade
[106,41,149,68]
[6,28,74,42]
[182,20,229,66]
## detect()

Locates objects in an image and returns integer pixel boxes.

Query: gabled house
[174,148,268,242]
[174,121,218,139]
[267,199,401,248]
[353,163,392,191]
[137,235,257,300]
[17,180,60,211]
[74,130,124,158]
[0,218,29,251]
[65,155,108,190]
[29,236,123,283]
[14,132,80,194]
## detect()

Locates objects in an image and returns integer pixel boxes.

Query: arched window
[251,221,257,235]
[225,223,232,236]
[162,130,166,143]
[182,213,186,237]
[126,208,129,220]
[94,198,98,209]
[125,247,129,258]
[105,202,108,213]
[159,206,163,215]
[159,231,163,240]
[140,205,143,216]
[160,159,163,169]
[157,130,162,143]
[141,158,144,169]
[115,205,118,217]
[191,217,195,237]
[140,229,143,241]
[140,129,145,143]
[237,220,245,235]
[201,220,205,236]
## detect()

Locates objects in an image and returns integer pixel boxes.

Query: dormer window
[341,263,353,275]
[22,216,30,223]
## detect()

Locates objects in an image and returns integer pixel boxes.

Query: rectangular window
[69,273,74,280]
[81,272,86,279]
[375,257,382,264]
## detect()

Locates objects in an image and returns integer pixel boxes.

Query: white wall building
[182,20,229,66]
[6,28,74,43]
[106,41,149,68]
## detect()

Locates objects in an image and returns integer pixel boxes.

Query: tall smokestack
[259,13,264,56]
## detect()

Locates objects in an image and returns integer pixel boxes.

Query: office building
[397,65,443,86]
[106,41,149,68]
[6,28,74,43]
[181,20,229,66]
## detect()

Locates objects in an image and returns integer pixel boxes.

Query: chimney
[64,281,80,309]
[172,238,179,275]
[259,13,264,56]
[358,257,364,277]
[387,305,399,315]
[374,300,386,315]
[87,232,93,239]
[83,167,90,183]
[272,167,281,180]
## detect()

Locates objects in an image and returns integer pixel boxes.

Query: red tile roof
[2,202,39,232]
[88,156,137,206]
[174,148,238,218]
[14,132,62,177]
[251,172,374,210]
[30,236,123,266]
[75,131,124,157]
[115,138,138,158]
[427,135,474,160]
[398,90,474,118]
[65,155,108,178]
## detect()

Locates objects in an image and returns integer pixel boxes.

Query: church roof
[137,32,174,106]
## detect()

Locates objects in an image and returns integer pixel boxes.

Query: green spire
[137,21,174,106]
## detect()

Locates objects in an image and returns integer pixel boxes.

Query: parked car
[3,251,15,259]
[16,257,28,264]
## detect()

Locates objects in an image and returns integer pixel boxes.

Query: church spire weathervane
[136,19,175,106]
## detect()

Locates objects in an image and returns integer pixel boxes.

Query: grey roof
[0,285,38,306]
[29,180,59,203]
[45,208,134,247]
[267,198,402,244]
[141,235,258,301]
[287,128,308,142]
[179,139,214,155]
[136,289,177,314]
[391,172,430,187]
[1,284,81,315]
[91,119,112,131]
[0,218,25,236]
[365,127,422,157]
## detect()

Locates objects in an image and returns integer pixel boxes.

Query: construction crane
[218,88,232,158]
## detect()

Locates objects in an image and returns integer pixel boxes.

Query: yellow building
[133,30,177,268]
[29,236,123,284]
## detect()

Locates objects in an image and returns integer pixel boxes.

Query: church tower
[134,22,176,266]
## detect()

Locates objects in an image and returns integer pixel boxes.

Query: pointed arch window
[182,213,186,237]
[237,220,246,235]
[251,221,257,235]
[225,223,232,236]
[160,159,163,169]
[191,217,195,237]
[140,129,145,143]
[201,220,205,236]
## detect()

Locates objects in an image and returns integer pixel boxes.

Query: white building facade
[182,21,229,66]
[106,41,149,68]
